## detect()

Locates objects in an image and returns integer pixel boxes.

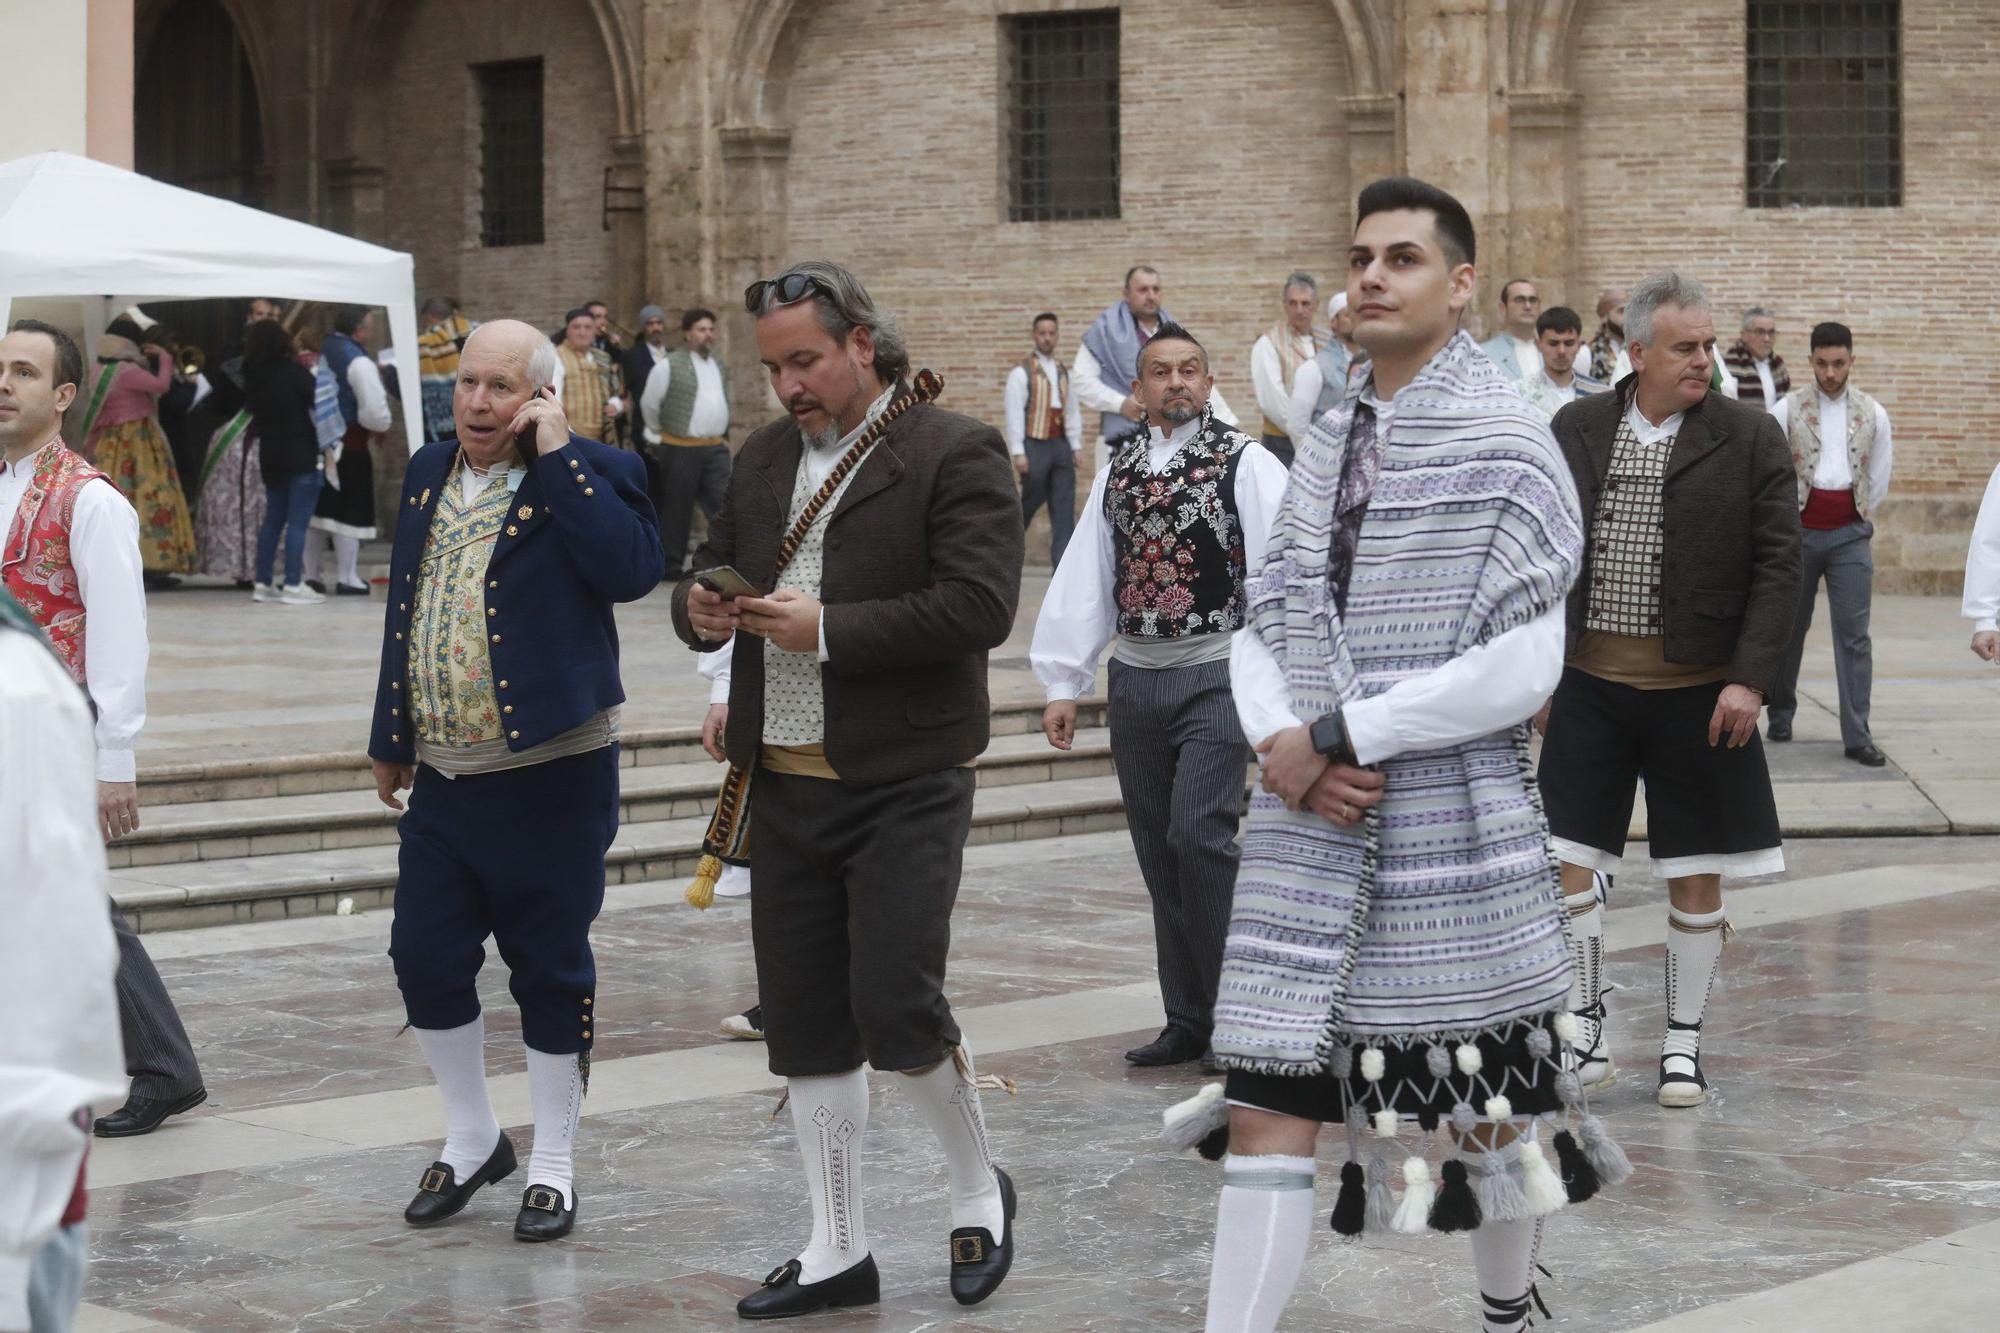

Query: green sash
[196,410,253,495]
[74,364,119,443]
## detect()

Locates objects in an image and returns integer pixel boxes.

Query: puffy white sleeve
[1029,466,1118,701]
[640,354,672,436]
[346,356,394,433]
[1249,336,1291,432]
[1868,401,1894,513]
[1001,365,1029,458]
[698,632,733,705]
[1965,464,2000,632]
[1287,360,1326,443]
[1071,342,1128,417]
[1341,606,1566,764]
[70,481,148,783]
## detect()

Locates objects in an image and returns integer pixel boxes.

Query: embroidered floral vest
[407,466,515,744]
[1,441,110,683]
[1785,385,1880,518]
[1104,411,1249,638]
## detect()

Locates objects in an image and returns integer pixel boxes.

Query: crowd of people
[8,170,2000,1332]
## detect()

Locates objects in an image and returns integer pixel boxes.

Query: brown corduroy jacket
[670,397,1024,787]
[1549,379,1802,696]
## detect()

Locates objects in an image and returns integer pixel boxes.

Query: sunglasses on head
[744,272,832,313]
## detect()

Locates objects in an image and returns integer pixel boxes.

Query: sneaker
[719,1004,765,1041]
[279,583,328,605]
[713,863,751,898]
[251,583,283,603]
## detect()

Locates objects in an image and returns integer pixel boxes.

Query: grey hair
[1741,305,1776,330]
[1282,271,1317,299]
[756,259,910,384]
[526,338,559,389]
[1625,269,1712,348]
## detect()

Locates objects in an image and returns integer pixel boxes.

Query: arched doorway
[135,0,266,206]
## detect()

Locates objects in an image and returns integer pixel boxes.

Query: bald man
[367,320,664,1243]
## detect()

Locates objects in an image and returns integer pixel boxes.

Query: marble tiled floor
[79,833,2000,1332]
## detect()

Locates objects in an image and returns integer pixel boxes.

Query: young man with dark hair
[1765,321,1894,764]
[1180,178,1603,1333]
[1003,311,1083,567]
[1522,305,1607,420]
[1032,320,1286,1071]
[638,306,732,580]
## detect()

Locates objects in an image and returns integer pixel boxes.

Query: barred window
[475,59,545,246]
[1003,10,1121,223]
[1746,1,1901,208]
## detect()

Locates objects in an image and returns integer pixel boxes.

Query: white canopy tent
[0,151,423,455]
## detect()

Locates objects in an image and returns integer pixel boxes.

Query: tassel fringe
[1427,1158,1483,1233]
[1391,1157,1435,1234]
[1552,1129,1600,1203]
[1518,1139,1568,1216]
[685,853,721,909]
[1330,1160,1366,1236]
[1578,1113,1634,1185]
[1162,1082,1230,1157]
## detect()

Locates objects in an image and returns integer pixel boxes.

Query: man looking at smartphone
[672,261,1024,1320]
[367,319,663,1243]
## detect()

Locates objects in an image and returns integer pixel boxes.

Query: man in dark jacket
[368,319,662,1244]
[673,261,1023,1320]
[1540,269,1800,1111]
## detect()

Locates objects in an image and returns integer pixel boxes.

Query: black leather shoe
[513,1182,576,1241]
[403,1134,517,1226]
[949,1167,1016,1306]
[1766,718,1792,742]
[1124,1025,1205,1066]
[736,1254,880,1320]
[304,579,326,593]
[93,1086,206,1137]
[333,581,370,597]
[1846,744,1887,767]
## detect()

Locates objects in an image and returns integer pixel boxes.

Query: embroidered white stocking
[524,1046,584,1209]
[789,1068,871,1283]
[896,1044,1004,1237]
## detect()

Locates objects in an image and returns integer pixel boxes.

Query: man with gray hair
[1248,272,1321,467]
[673,260,1025,1318]
[1720,306,1789,412]
[1539,269,1800,1110]
[1284,291,1363,442]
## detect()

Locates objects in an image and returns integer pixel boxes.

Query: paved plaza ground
[70,578,2000,1331]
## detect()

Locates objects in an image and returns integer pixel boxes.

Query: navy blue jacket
[367,433,664,764]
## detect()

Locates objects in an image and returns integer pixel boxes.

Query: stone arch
[133,0,274,198]
[1507,0,1586,94]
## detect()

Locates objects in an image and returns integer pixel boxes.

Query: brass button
[584,487,595,496]
[581,1030,591,1039]
[583,997,592,1007]
[503,705,514,714]
[490,633,501,643]
[392,681,401,690]
[506,524,519,536]
[509,730,521,740]
[487,607,497,617]
[394,632,403,641]
[398,602,407,611]
[391,733,400,742]
[568,458,579,469]
[498,679,509,689]
[405,573,412,583]
[489,579,498,589]
[573,473,585,484]
[391,707,399,716]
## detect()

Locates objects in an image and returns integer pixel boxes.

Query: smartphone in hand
[693,565,761,599]
[515,385,553,468]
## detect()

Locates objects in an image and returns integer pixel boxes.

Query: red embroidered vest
[1,441,109,683]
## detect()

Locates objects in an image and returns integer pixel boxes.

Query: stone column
[1505,91,1581,309]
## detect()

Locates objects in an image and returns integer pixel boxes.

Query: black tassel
[1330,1161,1366,1236]
[1197,1126,1230,1161]
[1552,1129,1599,1203]
[1427,1158,1483,1233]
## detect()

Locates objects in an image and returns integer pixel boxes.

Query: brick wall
[371,0,619,334]
[1571,0,2000,498]
[775,0,1352,446]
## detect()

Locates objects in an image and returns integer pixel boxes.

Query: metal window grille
[1746,1,1901,208]
[1004,10,1121,222]
[476,59,545,246]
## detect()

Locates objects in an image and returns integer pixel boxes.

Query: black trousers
[750,765,974,1076]
[657,442,732,579]
[111,906,203,1100]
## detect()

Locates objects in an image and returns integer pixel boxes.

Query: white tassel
[1160,1082,1228,1151]
[1455,1043,1483,1075]
[1359,1047,1386,1082]
[1373,1108,1400,1139]
[1553,1011,1580,1043]
[1484,1094,1513,1122]
[1391,1157,1435,1233]
[1519,1138,1568,1216]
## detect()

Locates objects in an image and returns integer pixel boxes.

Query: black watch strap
[1309,711,1357,765]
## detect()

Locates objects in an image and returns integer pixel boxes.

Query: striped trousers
[1106,657,1249,1039]
[111,907,203,1100]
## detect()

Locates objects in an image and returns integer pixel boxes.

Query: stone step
[134,697,1109,805]
[111,771,1139,933]
[109,727,1117,869]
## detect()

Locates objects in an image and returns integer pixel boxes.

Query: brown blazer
[1549,379,1801,695]
[670,397,1024,787]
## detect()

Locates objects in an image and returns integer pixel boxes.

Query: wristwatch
[1309,710,1357,766]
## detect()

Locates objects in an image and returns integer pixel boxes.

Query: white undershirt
[1753,356,1777,409]
[639,349,732,441]
[1250,329,1315,431]
[1002,353,1083,456]
[1625,396,1686,446]
[1030,412,1289,701]
[0,437,149,782]
[1769,391,1895,511]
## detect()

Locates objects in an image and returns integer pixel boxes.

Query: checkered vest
[1584,415,1673,635]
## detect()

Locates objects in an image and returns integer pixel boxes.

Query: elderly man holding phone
[367,319,663,1244]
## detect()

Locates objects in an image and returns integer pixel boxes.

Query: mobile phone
[693,565,761,599]
[515,385,552,468]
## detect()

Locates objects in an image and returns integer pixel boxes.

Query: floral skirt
[91,417,197,574]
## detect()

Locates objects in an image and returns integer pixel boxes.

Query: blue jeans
[26,1221,87,1331]
[257,470,324,587]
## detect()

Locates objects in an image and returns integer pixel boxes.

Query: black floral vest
[1104,410,1250,639]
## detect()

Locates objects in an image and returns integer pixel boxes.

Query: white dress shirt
[346,355,394,433]
[1508,335,1543,386]
[0,438,149,782]
[1626,396,1687,445]
[1753,357,1777,410]
[0,628,127,1328]
[639,348,732,441]
[1769,391,1894,513]
[1031,412,1289,701]
[1965,464,2000,633]
[1002,353,1083,456]
[1286,359,1327,443]
[1250,330,1315,433]
[1521,371,1582,421]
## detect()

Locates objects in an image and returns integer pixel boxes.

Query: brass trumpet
[174,342,205,376]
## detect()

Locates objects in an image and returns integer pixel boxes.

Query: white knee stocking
[333,533,362,589]
[524,1046,584,1209]
[1204,1154,1316,1333]
[301,528,327,583]
[1470,1215,1541,1332]
[1664,905,1727,1075]
[1566,887,1607,1051]
[895,1043,1003,1237]
[789,1068,871,1283]
[412,1017,500,1181]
